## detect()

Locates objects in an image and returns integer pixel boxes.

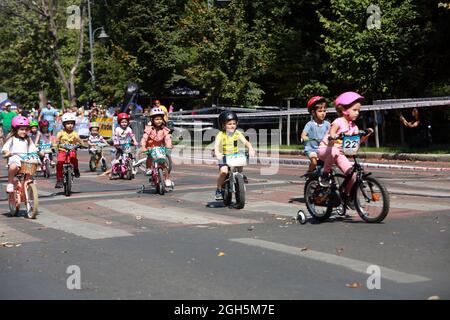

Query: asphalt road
[1,150,449,300]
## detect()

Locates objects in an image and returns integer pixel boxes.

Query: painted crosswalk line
[28,207,133,240]
[95,199,260,226]
[229,238,431,284]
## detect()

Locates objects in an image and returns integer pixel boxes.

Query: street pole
[88,0,95,83]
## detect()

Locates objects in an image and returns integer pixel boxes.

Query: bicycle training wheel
[354,176,390,223]
[25,183,39,219]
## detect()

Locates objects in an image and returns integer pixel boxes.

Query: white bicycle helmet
[149,107,165,117]
[62,113,76,123]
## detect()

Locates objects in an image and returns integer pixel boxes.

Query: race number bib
[225,152,247,167]
[342,135,360,156]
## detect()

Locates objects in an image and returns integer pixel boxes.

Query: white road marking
[230,238,431,284]
[0,222,41,244]
[28,208,133,240]
[95,199,259,225]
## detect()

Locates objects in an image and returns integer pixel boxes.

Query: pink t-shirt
[141,126,172,149]
[319,117,359,148]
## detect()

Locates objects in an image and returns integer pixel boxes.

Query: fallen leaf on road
[300,247,308,252]
[276,217,286,220]
[1,242,15,248]
[135,216,143,220]
[336,248,344,255]
[345,283,362,289]
[87,207,92,209]
[176,200,181,203]
[105,221,112,225]
[218,252,226,257]
[379,242,384,245]
[427,295,440,300]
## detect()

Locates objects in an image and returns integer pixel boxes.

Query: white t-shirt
[2,136,38,155]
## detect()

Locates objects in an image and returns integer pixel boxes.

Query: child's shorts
[8,155,23,167]
[305,150,318,159]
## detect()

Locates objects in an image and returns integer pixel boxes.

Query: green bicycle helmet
[30,120,39,127]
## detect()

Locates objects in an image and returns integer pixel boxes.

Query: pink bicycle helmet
[11,116,30,128]
[334,91,364,107]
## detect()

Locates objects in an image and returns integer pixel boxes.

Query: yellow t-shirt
[216,130,245,155]
[159,105,168,122]
[56,130,80,151]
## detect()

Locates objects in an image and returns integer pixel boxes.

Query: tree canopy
[0,0,449,108]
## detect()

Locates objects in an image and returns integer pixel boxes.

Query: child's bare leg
[8,164,19,184]
[307,152,318,172]
[217,166,228,189]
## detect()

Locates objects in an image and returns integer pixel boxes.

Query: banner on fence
[97,117,114,138]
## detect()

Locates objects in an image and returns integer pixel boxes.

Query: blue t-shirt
[303,120,330,154]
[40,107,58,123]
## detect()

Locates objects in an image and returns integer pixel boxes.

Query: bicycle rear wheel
[354,176,389,223]
[45,161,51,178]
[25,183,39,219]
[8,192,19,217]
[304,179,333,222]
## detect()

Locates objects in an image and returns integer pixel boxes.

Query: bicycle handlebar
[328,130,370,141]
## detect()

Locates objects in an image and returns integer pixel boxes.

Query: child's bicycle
[110,143,135,180]
[221,152,248,209]
[8,153,40,219]
[38,142,54,178]
[299,130,389,224]
[89,142,108,172]
[138,147,174,195]
[60,144,80,197]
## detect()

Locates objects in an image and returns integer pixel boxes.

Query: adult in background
[0,102,17,137]
[400,107,429,149]
[38,101,59,133]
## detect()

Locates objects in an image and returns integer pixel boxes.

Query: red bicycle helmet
[39,119,49,129]
[306,96,326,112]
[117,113,130,122]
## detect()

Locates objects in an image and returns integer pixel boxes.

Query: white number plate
[342,135,360,155]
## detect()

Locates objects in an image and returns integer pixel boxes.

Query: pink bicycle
[8,154,40,219]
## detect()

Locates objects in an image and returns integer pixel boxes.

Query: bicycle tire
[64,168,72,197]
[234,174,246,209]
[304,178,333,222]
[89,158,97,172]
[45,161,51,178]
[101,158,107,172]
[354,176,390,223]
[157,168,165,195]
[25,183,39,219]
[223,181,232,206]
[8,192,19,217]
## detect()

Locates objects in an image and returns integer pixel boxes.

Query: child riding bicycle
[54,113,88,188]
[301,96,330,173]
[2,116,39,193]
[317,92,373,198]
[140,107,173,185]
[112,113,139,165]
[36,120,55,166]
[214,111,255,201]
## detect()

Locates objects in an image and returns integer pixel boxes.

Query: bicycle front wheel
[8,192,19,217]
[64,168,72,197]
[25,183,39,219]
[234,174,246,209]
[354,176,389,223]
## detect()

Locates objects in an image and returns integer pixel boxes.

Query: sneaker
[146,169,152,176]
[55,180,63,188]
[215,189,223,201]
[319,172,331,187]
[74,169,80,178]
[6,183,14,193]
[165,179,173,187]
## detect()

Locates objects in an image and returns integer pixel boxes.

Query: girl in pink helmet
[1,116,39,193]
[317,92,374,198]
